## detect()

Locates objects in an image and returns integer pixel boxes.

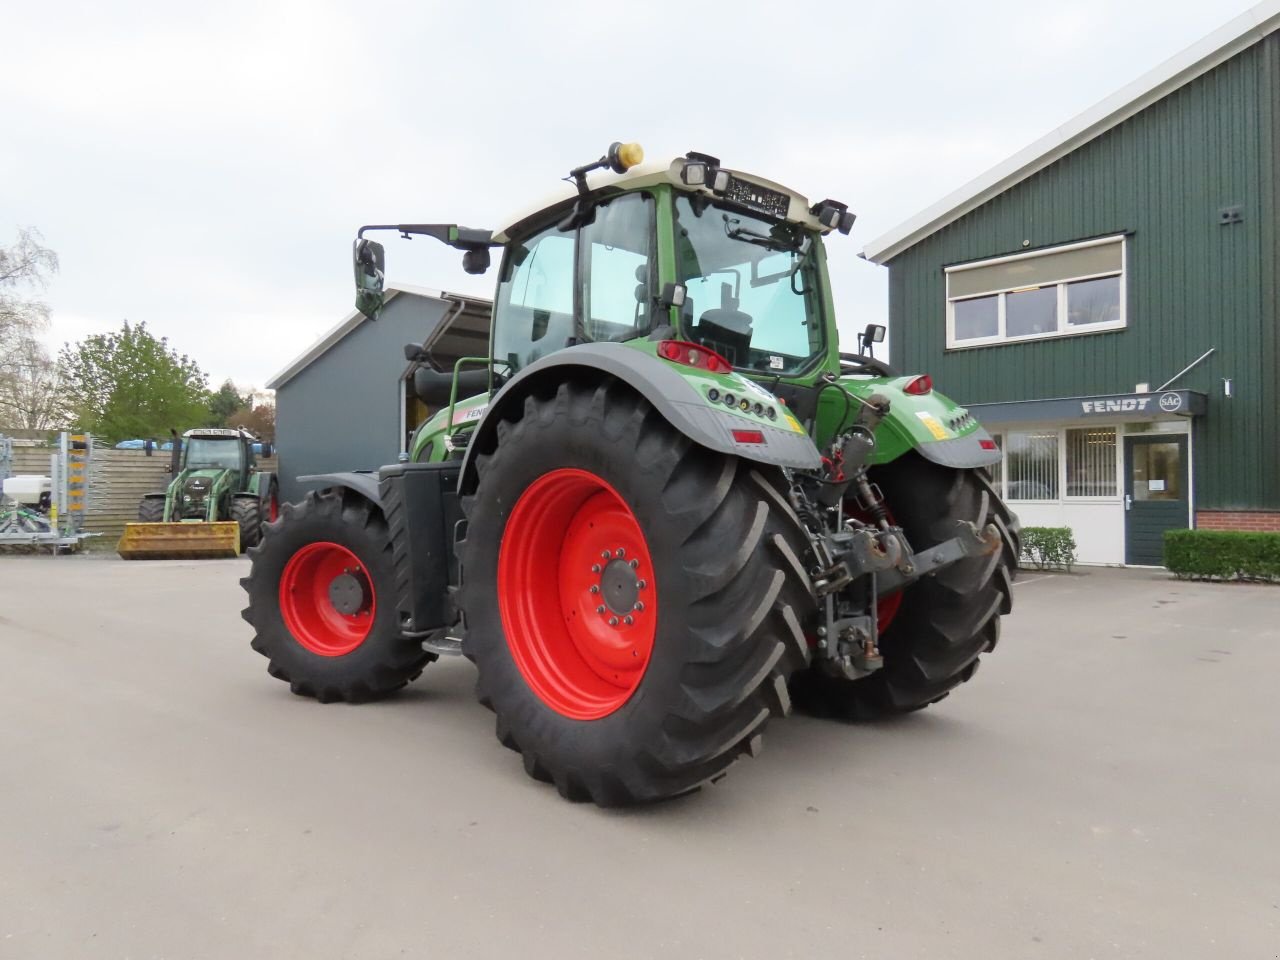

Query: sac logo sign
[1158,392,1183,413]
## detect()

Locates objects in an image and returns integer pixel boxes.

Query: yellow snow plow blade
[116,521,241,560]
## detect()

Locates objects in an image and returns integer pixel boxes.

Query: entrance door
[1124,435,1189,565]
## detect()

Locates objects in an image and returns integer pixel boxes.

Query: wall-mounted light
[1222,378,1233,398]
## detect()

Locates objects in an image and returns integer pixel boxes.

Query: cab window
[492,224,576,371]
[578,193,654,343]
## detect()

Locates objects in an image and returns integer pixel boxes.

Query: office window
[1005,430,1058,500]
[1066,427,1117,497]
[946,237,1125,348]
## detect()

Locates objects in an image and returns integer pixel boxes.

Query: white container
[2,475,52,504]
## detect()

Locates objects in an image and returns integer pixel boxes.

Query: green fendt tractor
[242,143,1020,805]
[119,427,278,559]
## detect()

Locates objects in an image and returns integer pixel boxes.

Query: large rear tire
[240,488,434,702]
[790,453,1020,720]
[459,381,814,806]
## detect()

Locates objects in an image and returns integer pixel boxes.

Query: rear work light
[731,429,765,444]
[903,374,933,396]
[657,340,733,375]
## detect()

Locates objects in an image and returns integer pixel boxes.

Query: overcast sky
[1,0,1253,390]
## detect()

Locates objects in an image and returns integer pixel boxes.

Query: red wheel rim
[498,468,657,720]
[279,541,375,657]
[268,492,279,522]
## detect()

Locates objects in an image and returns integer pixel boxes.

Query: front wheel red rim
[498,468,657,720]
[279,541,376,656]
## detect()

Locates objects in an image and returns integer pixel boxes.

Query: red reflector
[979,439,997,450]
[903,375,933,396]
[656,339,733,374]
[732,429,765,444]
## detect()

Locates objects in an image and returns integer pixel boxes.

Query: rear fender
[459,342,822,495]
[835,375,1001,470]
[296,471,382,508]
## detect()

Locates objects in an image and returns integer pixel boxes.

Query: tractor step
[116,521,241,560]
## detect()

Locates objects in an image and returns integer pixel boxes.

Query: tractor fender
[459,341,822,495]
[297,471,383,508]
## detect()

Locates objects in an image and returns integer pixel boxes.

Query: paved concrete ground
[0,557,1277,959]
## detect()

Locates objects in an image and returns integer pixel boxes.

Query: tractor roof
[493,156,836,243]
[184,427,256,441]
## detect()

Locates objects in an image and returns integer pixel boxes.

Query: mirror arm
[357,223,496,251]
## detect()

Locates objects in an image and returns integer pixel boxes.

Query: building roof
[862,0,1280,264]
[266,283,489,390]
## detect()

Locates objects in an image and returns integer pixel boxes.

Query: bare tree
[0,228,60,429]
[0,227,59,350]
[0,336,63,430]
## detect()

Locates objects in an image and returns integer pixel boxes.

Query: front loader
[118,428,278,559]
[242,142,1021,805]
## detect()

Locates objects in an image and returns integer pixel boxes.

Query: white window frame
[945,236,1127,350]
[986,424,1124,505]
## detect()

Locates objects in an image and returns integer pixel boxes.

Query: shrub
[1164,529,1280,582]
[1020,526,1078,572]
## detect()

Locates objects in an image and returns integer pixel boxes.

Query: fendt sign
[1080,392,1184,415]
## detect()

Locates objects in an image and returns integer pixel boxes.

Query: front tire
[459,381,814,806]
[230,496,262,550]
[241,488,434,702]
[791,453,1020,719]
[137,497,165,523]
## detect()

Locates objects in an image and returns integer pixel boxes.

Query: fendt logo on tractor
[240,142,1021,806]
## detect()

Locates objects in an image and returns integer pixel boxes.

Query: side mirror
[353,238,386,318]
[860,323,886,350]
[658,282,687,309]
[403,342,427,363]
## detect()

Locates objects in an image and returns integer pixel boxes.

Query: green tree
[58,321,211,442]
[208,378,245,425]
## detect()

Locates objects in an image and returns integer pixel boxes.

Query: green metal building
[863,1,1280,565]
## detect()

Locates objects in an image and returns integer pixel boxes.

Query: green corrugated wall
[885,32,1279,511]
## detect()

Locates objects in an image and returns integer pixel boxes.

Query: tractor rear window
[674,196,825,375]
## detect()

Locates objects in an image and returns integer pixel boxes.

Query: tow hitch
[810,517,1002,681]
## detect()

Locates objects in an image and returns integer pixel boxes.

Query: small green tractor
[119,427,278,559]
[242,143,1020,805]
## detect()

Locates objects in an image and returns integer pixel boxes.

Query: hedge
[1020,526,1077,572]
[1164,529,1280,581]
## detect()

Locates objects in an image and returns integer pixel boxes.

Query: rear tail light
[731,429,765,444]
[657,340,733,375]
[979,439,997,450]
[903,375,933,396]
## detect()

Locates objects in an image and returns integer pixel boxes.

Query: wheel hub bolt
[615,548,625,558]
[596,605,606,614]
[591,563,601,573]
[637,579,647,589]
[590,584,599,594]
[623,615,634,626]
[608,617,619,626]
[629,559,639,569]
[634,601,644,612]
[601,550,611,560]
